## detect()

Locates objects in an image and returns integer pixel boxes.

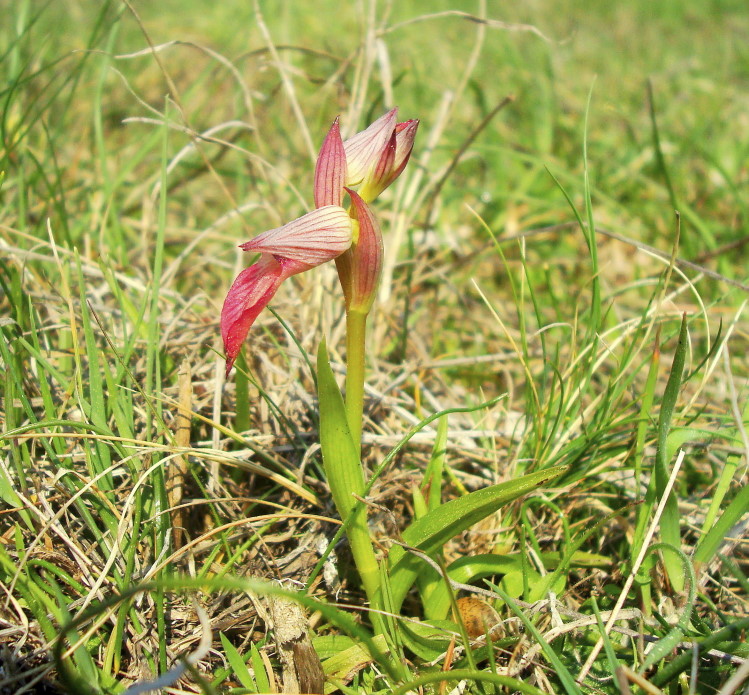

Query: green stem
[346,506,384,633]
[345,309,368,456]
[343,312,386,631]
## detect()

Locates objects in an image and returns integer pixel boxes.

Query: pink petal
[338,188,383,313]
[389,119,419,186]
[314,117,347,208]
[221,256,299,375]
[343,109,398,186]
[371,129,397,189]
[240,206,353,266]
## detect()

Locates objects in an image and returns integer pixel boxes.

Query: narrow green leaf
[389,668,547,695]
[396,619,455,661]
[414,418,448,612]
[249,642,270,693]
[651,617,749,688]
[318,634,390,682]
[639,543,696,673]
[654,315,688,592]
[220,633,257,692]
[76,255,113,489]
[694,482,749,567]
[424,415,448,512]
[633,334,660,503]
[317,340,382,618]
[647,80,714,251]
[491,584,583,695]
[316,339,365,519]
[581,80,602,352]
[389,465,569,611]
[699,390,748,541]
[590,595,620,678]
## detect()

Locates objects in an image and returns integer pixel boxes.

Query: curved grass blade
[491,583,583,695]
[638,543,697,673]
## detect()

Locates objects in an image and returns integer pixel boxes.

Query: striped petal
[342,110,419,202]
[343,109,397,188]
[240,206,353,266]
[221,256,289,375]
[335,188,383,313]
[223,206,353,374]
[314,117,347,208]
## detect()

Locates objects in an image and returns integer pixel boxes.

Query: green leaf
[424,415,448,512]
[389,668,547,695]
[414,416,450,610]
[639,543,696,673]
[654,315,689,592]
[590,594,621,677]
[424,550,610,620]
[396,619,455,661]
[220,633,257,692]
[388,465,569,611]
[317,339,365,519]
[424,554,521,620]
[694,482,749,568]
[317,633,390,683]
[317,340,382,619]
[491,584,583,695]
[249,642,270,693]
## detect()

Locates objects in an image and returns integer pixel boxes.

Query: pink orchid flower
[221,205,352,375]
[312,112,415,312]
[221,110,417,376]
[316,110,419,206]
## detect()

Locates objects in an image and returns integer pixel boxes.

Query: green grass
[2,0,749,693]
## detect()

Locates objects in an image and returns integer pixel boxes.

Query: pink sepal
[314,118,347,208]
[337,188,383,313]
[343,109,398,188]
[240,206,352,266]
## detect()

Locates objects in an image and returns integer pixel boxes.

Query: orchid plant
[219,111,567,644]
[221,109,418,622]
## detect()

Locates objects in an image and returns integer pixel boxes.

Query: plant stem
[345,309,368,456]
[343,311,386,632]
[346,505,384,633]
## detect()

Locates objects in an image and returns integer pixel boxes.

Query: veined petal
[240,205,353,266]
[314,117,347,208]
[360,119,419,200]
[336,188,383,314]
[389,119,419,185]
[343,109,397,187]
[221,256,289,375]
[358,128,397,203]
[370,129,398,194]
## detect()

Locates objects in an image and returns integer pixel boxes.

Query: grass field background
[2,1,749,693]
